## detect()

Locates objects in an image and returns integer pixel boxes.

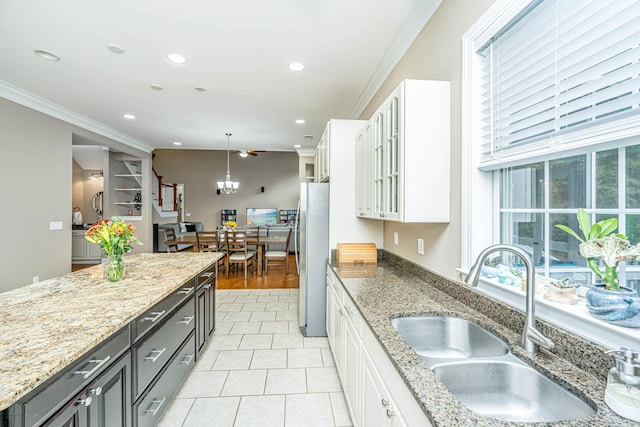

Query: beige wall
[359,0,497,281]
[0,97,152,292]
[152,150,300,230]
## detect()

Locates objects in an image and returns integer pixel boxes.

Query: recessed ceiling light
[288,62,304,71]
[33,50,60,61]
[106,44,125,54]
[194,86,207,92]
[123,114,136,120]
[294,144,302,148]
[167,53,186,64]
[295,119,305,124]
[150,84,164,91]
[173,141,182,146]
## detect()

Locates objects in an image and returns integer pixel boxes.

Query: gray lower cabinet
[134,333,196,427]
[3,267,216,427]
[195,266,216,356]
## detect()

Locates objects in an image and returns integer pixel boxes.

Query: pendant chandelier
[217,132,239,194]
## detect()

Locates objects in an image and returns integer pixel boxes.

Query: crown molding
[296,148,316,157]
[0,80,154,153]
[348,0,443,119]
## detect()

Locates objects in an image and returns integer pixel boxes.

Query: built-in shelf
[112,159,142,218]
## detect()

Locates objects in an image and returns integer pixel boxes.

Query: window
[462,0,640,290]
[501,146,640,290]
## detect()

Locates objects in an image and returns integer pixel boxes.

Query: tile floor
[158,289,353,427]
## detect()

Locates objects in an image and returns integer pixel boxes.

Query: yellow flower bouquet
[225,220,237,229]
[85,216,143,281]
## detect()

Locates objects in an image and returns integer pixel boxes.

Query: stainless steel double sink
[390,316,596,422]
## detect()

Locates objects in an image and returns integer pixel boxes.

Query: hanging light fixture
[217,132,239,194]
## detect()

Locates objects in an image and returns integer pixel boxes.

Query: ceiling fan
[231,149,266,157]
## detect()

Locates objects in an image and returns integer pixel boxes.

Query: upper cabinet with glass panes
[356,79,451,222]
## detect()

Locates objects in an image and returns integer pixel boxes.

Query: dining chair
[196,230,227,273]
[264,227,293,274]
[163,228,178,253]
[225,230,256,280]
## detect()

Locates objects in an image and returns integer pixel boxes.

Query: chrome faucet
[465,244,555,354]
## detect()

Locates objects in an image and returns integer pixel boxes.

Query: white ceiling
[0,0,440,153]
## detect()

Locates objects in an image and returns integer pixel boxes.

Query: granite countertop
[0,252,222,411]
[329,258,636,427]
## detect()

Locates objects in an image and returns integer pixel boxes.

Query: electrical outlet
[417,238,425,255]
[393,231,399,246]
[186,212,191,217]
[49,221,63,230]
[33,276,39,284]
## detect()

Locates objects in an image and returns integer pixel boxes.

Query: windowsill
[457,268,640,350]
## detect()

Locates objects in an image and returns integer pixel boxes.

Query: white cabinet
[72,230,102,263]
[314,127,329,182]
[326,265,432,427]
[362,348,408,427]
[356,123,374,218]
[358,79,450,223]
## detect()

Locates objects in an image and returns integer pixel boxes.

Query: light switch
[417,238,424,255]
[49,221,63,230]
[393,232,399,246]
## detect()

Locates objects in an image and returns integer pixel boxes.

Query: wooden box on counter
[336,243,377,264]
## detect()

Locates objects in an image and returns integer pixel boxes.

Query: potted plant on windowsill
[555,209,640,327]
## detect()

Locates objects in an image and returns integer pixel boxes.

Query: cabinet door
[205,282,216,337]
[343,315,360,423]
[356,123,374,218]
[87,243,103,260]
[88,354,131,427]
[72,234,87,261]
[361,348,408,427]
[195,286,207,355]
[43,391,89,427]
[383,92,401,221]
[326,280,336,348]
[373,111,385,219]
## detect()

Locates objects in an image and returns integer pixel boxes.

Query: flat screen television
[246,208,278,226]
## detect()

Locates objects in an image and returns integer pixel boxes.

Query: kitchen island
[0,252,222,427]
[328,253,636,426]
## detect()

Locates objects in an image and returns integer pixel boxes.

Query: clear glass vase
[104,255,126,282]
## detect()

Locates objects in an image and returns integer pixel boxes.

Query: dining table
[164,233,288,277]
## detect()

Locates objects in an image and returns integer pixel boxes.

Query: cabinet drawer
[131,279,195,342]
[134,333,196,427]
[20,327,129,427]
[133,298,195,399]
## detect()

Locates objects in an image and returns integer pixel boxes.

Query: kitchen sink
[432,360,596,422]
[390,316,596,422]
[389,316,509,366]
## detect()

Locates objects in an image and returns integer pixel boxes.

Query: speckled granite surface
[330,254,637,426]
[0,252,222,411]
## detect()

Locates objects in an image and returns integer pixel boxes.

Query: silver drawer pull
[144,348,167,362]
[203,284,212,289]
[381,398,389,407]
[89,386,102,396]
[345,306,354,316]
[145,396,166,416]
[177,287,194,295]
[76,396,92,407]
[386,408,395,418]
[142,310,166,323]
[73,356,111,379]
[201,272,214,277]
[181,354,195,365]
[179,316,194,325]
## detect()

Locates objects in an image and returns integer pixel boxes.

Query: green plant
[555,209,640,291]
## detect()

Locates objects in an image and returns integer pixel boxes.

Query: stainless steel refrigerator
[295,182,329,337]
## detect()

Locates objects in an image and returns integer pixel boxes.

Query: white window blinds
[478,0,640,170]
